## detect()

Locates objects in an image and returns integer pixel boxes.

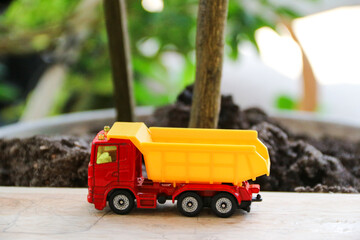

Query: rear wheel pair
[177,192,237,218]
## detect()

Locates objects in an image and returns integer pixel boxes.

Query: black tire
[177,192,203,217]
[211,193,237,218]
[109,190,134,215]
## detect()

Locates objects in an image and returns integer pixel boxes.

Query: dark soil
[149,85,360,193]
[1,85,359,192]
[0,135,91,187]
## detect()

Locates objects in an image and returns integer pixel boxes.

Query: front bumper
[87,188,93,203]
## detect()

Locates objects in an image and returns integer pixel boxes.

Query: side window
[96,145,117,164]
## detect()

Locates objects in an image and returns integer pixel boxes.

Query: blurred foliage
[0,63,19,102]
[0,101,24,122]
[0,82,19,102]
[275,95,297,110]
[0,0,307,121]
[0,0,77,32]
[0,0,77,53]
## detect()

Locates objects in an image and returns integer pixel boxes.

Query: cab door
[119,143,133,181]
[94,144,119,188]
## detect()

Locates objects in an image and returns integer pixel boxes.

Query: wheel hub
[113,194,130,210]
[215,197,232,214]
[182,196,198,213]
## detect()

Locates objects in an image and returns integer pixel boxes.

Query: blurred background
[0,0,359,127]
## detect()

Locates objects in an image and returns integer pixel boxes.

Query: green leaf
[275,95,297,110]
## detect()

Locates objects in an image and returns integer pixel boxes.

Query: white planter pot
[0,107,359,141]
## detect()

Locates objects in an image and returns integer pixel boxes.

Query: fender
[102,186,139,206]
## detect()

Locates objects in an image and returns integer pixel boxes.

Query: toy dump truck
[87,122,270,217]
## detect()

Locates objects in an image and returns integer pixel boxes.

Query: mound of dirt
[150,85,360,193]
[0,136,91,187]
[0,86,359,192]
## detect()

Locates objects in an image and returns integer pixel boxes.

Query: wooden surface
[0,187,359,240]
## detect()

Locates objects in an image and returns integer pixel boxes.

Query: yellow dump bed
[107,122,270,186]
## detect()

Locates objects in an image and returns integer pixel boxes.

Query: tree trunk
[103,0,134,122]
[189,0,229,128]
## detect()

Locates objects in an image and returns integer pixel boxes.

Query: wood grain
[0,187,359,240]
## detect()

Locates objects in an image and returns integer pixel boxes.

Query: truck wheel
[177,192,203,217]
[211,193,237,218]
[109,190,134,215]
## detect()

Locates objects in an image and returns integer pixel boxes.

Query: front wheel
[177,192,203,217]
[211,193,237,218]
[109,190,134,215]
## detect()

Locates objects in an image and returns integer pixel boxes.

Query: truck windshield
[96,145,117,164]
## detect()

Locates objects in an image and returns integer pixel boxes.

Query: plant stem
[189,0,228,128]
[103,0,134,121]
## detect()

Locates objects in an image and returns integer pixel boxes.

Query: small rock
[39,145,49,151]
